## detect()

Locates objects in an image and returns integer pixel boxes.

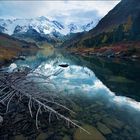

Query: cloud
[54,9,100,25]
[0,1,120,24]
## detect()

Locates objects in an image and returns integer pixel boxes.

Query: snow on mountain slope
[0,16,97,36]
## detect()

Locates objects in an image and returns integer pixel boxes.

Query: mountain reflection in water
[6,50,140,139]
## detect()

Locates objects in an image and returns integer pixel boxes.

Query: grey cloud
[0,1,119,25]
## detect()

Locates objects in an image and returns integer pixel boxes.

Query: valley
[0,0,140,140]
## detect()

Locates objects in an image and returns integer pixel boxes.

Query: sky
[0,1,120,25]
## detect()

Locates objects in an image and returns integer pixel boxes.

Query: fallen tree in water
[0,68,89,134]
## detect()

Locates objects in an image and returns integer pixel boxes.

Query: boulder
[73,124,106,140]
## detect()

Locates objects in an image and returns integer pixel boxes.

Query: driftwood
[0,68,89,134]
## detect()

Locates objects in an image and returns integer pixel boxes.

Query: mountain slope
[89,0,140,35]
[0,32,38,65]
[0,17,97,44]
[63,0,140,48]
[12,28,62,44]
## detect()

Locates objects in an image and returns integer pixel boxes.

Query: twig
[0,70,90,134]
[28,95,33,118]
[36,104,41,129]
[6,92,16,113]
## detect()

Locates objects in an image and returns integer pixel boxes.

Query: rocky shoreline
[70,50,140,61]
[67,42,140,60]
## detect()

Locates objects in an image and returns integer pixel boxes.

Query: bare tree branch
[0,69,89,134]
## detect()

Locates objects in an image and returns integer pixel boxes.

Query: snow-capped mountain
[0,16,97,36]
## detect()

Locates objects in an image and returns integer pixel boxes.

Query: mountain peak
[0,17,97,36]
[37,16,50,21]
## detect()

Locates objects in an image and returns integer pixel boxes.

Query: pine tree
[124,15,133,32]
[102,35,108,43]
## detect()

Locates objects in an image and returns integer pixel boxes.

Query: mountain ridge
[0,16,97,36]
[0,32,38,66]
[89,0,140,36]
[62,0,140,48]
[62,0,140,59]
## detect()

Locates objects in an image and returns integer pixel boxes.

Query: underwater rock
[124,125,131,131]
[92,114,102,121]
[62,135,71,140]
[0,115,3,124]
[97,122,112,135]
[36,132,48,140]
[13,114,25,124]
[15,135,26,140]
[61,127,68,133]
[102,117,124,129]
[95,101,104,106]
[73,124,106,140]
[72,104,82,112]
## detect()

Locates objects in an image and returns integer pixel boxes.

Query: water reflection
[6,50,140,112]
[6,50,140,139]
[33,58,140,112]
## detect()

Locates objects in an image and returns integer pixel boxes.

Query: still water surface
[6,49,140,140]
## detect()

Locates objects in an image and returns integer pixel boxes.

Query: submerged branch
[0,69,89,134]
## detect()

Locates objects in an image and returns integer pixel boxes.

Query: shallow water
[6,50,140,140]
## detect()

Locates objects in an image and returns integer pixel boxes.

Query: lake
[2,48,140,140]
